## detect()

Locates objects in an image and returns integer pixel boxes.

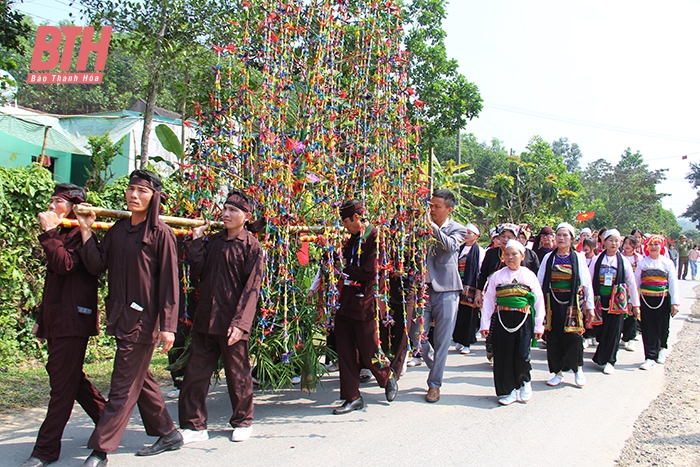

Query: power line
[485,101,700,145]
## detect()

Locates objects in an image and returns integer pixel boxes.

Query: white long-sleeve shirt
[481,266,546,334]
[588,253,640,307]
[537,251,595,310]
[634,255,680,306]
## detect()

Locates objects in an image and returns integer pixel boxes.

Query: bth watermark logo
[27,26,112,85]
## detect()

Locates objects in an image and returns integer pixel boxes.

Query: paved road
[2,280,696,467]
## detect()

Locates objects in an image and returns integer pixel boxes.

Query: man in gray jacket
[419,189,467,402]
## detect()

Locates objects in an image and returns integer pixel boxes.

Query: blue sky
[13,0,700,216]
[443,0,700,216]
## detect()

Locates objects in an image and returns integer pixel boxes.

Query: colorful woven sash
[496,282,535,313]
[551,264,573,293]
[640,268,669,297]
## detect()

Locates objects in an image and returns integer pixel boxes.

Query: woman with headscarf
[517,223,532,247]
[537,222,594,387]
[481,240,545,405]
[620,235,643,352]
[589,229,640,375]
[475,224,540,361]
[635,235,680,370]
[453,223,485,355]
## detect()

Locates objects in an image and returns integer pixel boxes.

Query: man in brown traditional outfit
[332,200,398,414]
[177,189,264,444]
[19,184,106,467]
[75,170,181,467]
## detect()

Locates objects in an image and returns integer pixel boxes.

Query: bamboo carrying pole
[71,206,335,234]
[73,205,225,229]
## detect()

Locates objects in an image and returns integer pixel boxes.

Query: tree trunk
[428,146,434,193]
[180,67,189,155]
[139,0,168,168]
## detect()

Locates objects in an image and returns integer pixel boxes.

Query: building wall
[0,130,73,182]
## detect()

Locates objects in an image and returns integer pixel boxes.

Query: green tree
[682,162,700,229]
[403,0,482,151]
[77,0,233,164]
[486,136,580,227]
[551,137,583,173]
[0,0,30,72]
[85,132,124,192]
[581,149,674,235]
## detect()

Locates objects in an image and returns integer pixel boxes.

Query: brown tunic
[37,227,99,338]
[78,218,179,343]
[338,226,378,321]
[184,229,263,339]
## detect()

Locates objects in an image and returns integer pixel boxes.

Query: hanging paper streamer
[174,0,431,386]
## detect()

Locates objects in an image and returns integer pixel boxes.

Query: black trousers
[453,303,480,347]
[379,302,410,380]
[592,297,625,366]
[640,295,672,361]
[88,340,175,453]
[179,331,253,430]
[32,337,105,462]
[335,315,391,402]
[621,314,637,342]
[492,310,533,396]
[546,302,583,373]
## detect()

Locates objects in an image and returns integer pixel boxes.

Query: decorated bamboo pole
[73,205,226,230]
[66,207,337,237]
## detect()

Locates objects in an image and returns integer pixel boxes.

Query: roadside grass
[0,354,172,416]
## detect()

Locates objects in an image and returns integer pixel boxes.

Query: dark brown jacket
[36,227,99,339]
[338,226,378,322]
[185,229,263,339]
[78,218,179,344]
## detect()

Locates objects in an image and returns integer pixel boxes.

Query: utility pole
[456,129,461,164]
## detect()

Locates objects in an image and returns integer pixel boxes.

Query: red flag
[575,211,596,222]
[683,155,688,160]
[296,241,309,265]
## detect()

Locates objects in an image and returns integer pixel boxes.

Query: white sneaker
[623,341,635,352]
[519,381,532,402]
[603,363,615,375]
[406,357,423,367]
[181,428,209,445]
[498,389,518,406]
[231,426,253,442]
[582,339,590,350]
[401,357,407,377]
[167,389,180,399]
[454,343,464,352]
[546,373,564,387]
[658,348,668,364]
[640,359,657,370]
[460,346,471,355]
[291,375,301,384]
[575,369,587,387]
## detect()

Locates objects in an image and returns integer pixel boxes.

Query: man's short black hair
[432,189,456,208]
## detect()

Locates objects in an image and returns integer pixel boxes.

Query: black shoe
[19,457,52,467]
[385,372,398,402]
[135,429,183,456]
[82,454,107,467]
[332,397,364,415]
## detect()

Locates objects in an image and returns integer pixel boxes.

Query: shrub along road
[1,281,698,467]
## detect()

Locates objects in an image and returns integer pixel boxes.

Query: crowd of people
[19,181,683,466]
